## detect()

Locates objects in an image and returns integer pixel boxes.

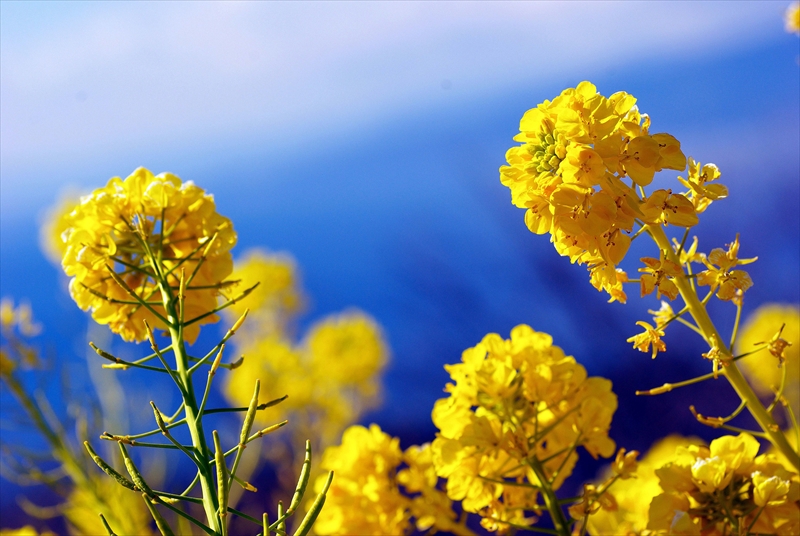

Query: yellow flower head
[313,424,410,536]
[736,304,800,420]
[627,320,667,359]
[63,478,154,536]
[223,248,303,337]
[58,168,236,342]
[500,82,693,300]
[39,190,83,265]
[647,433,800,535]
[431,325,617,522]
[696,234,757,301]
[0,298,41,338]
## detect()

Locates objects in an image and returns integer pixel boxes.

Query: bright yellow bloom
[627,320,667,359]
[58,168,236,342]
[647,433,800,535]
[587,435,696,535]
[225,310,387,445]
[639,251,682,300]
[223,248,303,337]
[736,304,800,420]
[787,2,800,33]
[677,157,727,213]
[313,424,410,536]
[500,82,692,300]
[696,234,756,301]
[431,325,617,529]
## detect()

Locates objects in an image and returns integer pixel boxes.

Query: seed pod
[84,441,137,491]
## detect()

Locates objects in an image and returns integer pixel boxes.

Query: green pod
[118,442,153,496]
[287,440,311,515]
[84,441,137,491]
[142,494,176,536]
[291,471,333,536]
[240,380,260,446]
[99,514,118,536]
[213,431,229,520]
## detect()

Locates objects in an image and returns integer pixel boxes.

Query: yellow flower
[63,478,154,535]
[627,320,667,359]
[736,304,800,420]
[647,433,800,535]
[639,251,682,301]
[0,298,41,337]
[59,168,236,342]
[313,424,410,536]
[39,190,83,265]
[431,325,617,524]
[787,2,800,34]
[586,435,696,535]
[696,234,757,301]
[223,248,303,337]
[640,188,699,228]
[225,310,388,446]
[677,157,727,213]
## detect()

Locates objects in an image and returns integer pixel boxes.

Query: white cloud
[0,1,782,184]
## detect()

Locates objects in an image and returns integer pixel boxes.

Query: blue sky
[1,0,799,529]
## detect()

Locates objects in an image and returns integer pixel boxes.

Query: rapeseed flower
[696,234,756,301]
[431,325,617,529]
[627,320,667,359]
[500,82,693,300]
[647,433,800,535]
[222,248,303,338]
[57,168,236,342]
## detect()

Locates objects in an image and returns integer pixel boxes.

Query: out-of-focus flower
[312,424,410,536]
[0,298,42,338]
[225,310,387,446]
[787,2,800,33]
[431,325,617,530]
[39,190,83,265]
[736,304,800,419]
[58,168,236,342]
[500,82,694,300]
[647,433,800,535]
[586,435,696,535]
[0,527,55,536]
[222,248,303,338]
[63,478,154,536]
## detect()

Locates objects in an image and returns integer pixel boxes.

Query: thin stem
[646,224,799,470]
[525,457,569,536]
[636,371,717,396]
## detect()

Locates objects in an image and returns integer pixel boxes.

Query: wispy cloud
[0,1,780,175]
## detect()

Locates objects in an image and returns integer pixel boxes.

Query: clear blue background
[2,1,798,531]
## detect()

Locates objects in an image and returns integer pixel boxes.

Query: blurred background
[1,0,798,532]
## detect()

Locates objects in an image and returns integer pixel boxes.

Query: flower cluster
[312,424,463,536]
[225,310,387,445]
[500,81,693,301]
[222,248,303,338]
[57,167,236,342]
[431,325,617,531]
[647,433,799,535]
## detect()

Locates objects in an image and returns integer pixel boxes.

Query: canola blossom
[431,325,617,530]
[646,434,799,535]
[57,167,236,342]
[500,81,693,302]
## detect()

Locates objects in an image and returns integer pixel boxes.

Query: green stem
[647,224,799,471]
[526,457,569,536]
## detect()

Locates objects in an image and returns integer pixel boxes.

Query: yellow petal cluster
[63,478,154,536]
[647,433,800,535]
[224,310,387,445]
[314,425,463,536]
[57,168,236,342]
[736,304,800,421]
[696,234,756,301]
[500,82,693,301]
[586,435,697,535]
[431,325,617,529]
[222,248,303,337]
[312,424,408,535]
